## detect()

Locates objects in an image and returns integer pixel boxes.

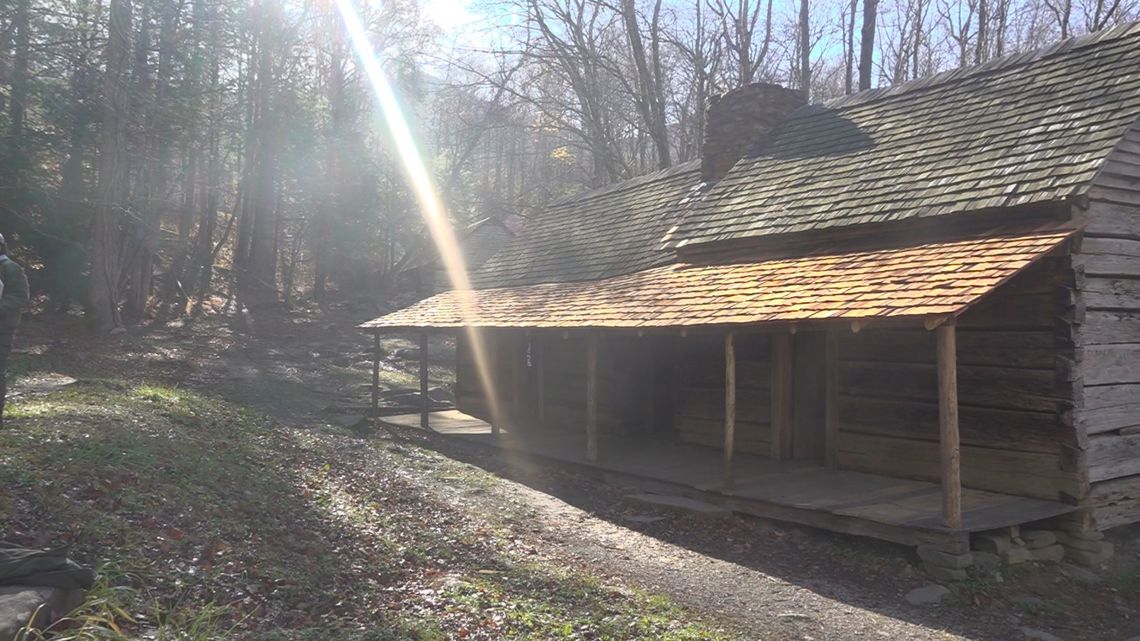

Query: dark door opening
[792,331,828,462]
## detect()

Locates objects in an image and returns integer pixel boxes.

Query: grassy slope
[0,378,737,640]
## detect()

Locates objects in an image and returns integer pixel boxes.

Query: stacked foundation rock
[916,546,974,581]
[921,523,1116,580]
[1054,525,1114,566]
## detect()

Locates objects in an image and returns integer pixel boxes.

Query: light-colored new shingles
[361,228,1073,330]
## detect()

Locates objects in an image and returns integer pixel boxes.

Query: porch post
[419,332,430,429]
[936,323,962,530]
[512,335,523,425]
[824,330,839,468]
[724,331,737,489]
[586,333,598,462]
[770,330,793,461]
[488,330,500,436]
[371,331,381,417]
[536,339,546,425]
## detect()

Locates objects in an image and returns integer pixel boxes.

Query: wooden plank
[936,324,962,530]
[825,330,839,468]
[1083,276,1140,310]
[371,332,381,416]
[837,431,1080,501]
[487,331,500,436]
[724,332,736,489]
[770,331,793,460]
[1075,253,1140,278]
[1081,310,1140,344]
[1080,383,1140,435]
[419,332,430,429]
[680,359,771,390]
[536,340,546,424]
[1083,343,1140,385]
[1090,474,1140,530]
[1081,236,1140,257]
[1088,433,1140,482]
[838,396,1063,454]
[677,387,770,422]
[840,361,1058,413]
[1079,401,1140,435]
[512,336,523,424]
[840,328,1056,369]
[586,333,598,462]
[959,292,1058,330]
[1085,202,1140,240]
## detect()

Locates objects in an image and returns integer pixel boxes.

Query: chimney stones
[700,83,806,184]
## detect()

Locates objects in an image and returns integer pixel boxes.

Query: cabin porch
[380,409,1077,553]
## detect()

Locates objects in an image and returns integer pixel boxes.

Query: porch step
[624,493,732,518]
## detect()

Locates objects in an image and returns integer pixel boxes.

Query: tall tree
[799,0,811,98]
[90,0,132,332]
[859,0,879,89]
[620,0,671,168]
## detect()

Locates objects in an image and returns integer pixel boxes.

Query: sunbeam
[333,0,503,429]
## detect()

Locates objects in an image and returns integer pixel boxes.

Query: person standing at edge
[0,233,29,428]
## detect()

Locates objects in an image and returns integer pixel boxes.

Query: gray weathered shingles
[666,23,1140,249]
[472,161,701,288]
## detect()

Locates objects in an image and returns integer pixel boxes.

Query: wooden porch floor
[381,410,1076,551]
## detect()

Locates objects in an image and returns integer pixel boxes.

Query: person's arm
[0,263,29,315]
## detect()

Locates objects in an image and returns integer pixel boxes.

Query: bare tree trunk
[90,0,132,333]
[620,0,671,168]
[7,0,28,157]
[845,0,856,94]
[975,0,988,64]
[238,0,279,307]
[858,0,878,90]
[798,0,811,99]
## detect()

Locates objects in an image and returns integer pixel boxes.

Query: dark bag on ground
[0,543,94,590]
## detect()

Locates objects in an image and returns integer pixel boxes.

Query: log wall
[674,334,772,455]
[835,257,1083,502]
[1079,122,1140,528]
[456,331,654,436]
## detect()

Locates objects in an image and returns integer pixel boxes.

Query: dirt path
[13,306,1140,641]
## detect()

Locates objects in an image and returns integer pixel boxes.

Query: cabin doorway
[791,331,828,462]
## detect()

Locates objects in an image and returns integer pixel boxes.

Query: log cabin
[362,23,1140,572]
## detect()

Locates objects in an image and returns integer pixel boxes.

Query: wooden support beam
[586,334,599,462]
[536,340,546,425]
[824,330,839,468]
[419,332,430,429]
[936,323,963,530]
[371,332,381,417]
[770,331,793,461]
[512,336,523,426]
[488,331,499,436]
[724,331,737,489]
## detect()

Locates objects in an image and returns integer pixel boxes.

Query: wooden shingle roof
[471,160,701,288]
[665,22,1140,249]
[361,226,1073,330]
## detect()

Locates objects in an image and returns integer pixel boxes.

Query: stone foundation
[965,527,1075,575]
[917,545,972,581]
[1053,527,1114,567]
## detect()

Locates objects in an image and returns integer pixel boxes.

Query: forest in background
[0,0,1137,332]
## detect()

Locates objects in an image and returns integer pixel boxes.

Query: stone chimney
[700,83,806,184]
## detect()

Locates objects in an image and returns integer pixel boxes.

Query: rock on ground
[0,586,82,641]
[1019,626,1065,641]
[905,584,950,606]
